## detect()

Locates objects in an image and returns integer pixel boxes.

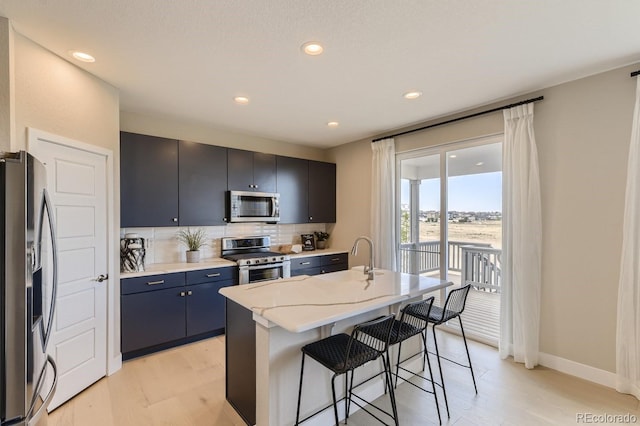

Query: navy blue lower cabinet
[121,287,186,353]
[121,267,238,359]
[290,252,349,276]
[186,281,233,336]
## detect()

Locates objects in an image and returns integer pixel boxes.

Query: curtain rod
[371,95,544,143]
[631,70,640,77]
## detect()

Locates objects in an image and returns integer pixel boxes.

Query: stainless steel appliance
[1,151,58,426]
[227,191,280,223]
[221,236,290,284]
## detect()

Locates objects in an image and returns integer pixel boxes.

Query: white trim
[538,352,616,389]
[26,127,122,376]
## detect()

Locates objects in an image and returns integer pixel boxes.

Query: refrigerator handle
[39,188,58,350]
[26,355,58,426]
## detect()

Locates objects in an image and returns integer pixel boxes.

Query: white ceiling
[401,142,502,180]
[1,1,640,148]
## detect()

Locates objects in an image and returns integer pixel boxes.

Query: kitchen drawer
[121,272,185,295]
[291,266,323,277]
[186,267,235,285]
[320,253,348,267]
[290,256,321,271]
[320,264,347,274]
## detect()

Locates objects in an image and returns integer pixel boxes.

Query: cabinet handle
[254,184,258,189]
[206,273,221,278]
[331,258,341,262]
[309,216,313,221]
[172,218,178,222]
[300,262,311,266]
[187,290,193,296]
[147,280,165,286]
[179,291,186,297]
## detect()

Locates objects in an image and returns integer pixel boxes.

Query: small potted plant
[176,228,208,263]
[314,231,330,250]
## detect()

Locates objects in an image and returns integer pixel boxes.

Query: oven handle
[240,262,286,271]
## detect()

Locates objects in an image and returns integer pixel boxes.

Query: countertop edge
[121,259,237,278]
[120,249,349,279]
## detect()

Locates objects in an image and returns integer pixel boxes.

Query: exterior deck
[401,241,502,346]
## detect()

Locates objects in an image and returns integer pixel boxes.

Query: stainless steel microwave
[228,190,280,223]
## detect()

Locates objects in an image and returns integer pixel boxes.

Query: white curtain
[500,103,542,369]
[371,138,397,271]
[616,77,640,399]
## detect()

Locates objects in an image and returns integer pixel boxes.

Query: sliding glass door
[397,135,503,345]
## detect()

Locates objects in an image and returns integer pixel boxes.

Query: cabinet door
[276,156,308,224]
[228,149,276,193]
[186,281,235,336]
[227,149,255,191]
[253,152,276,193]
[120,132,179,227]
[121,287,186,353]
[179,141,227,225]
[308,161,336,223]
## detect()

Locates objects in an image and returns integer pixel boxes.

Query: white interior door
[29,134,109,411]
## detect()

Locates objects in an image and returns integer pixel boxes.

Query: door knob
[95,274,109,283]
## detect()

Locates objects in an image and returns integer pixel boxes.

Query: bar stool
[295,314,399,426]
[360,297,442,424]
[427,284,477,417]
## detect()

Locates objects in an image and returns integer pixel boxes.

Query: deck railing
[399,240,501,293]
[461,245,502,292]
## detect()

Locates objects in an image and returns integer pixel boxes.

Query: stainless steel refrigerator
[1,151,58,426]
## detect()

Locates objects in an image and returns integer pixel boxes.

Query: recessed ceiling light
[69,50,95,63]
[449,154,457,158]
[475,162,484,166]
[327,121,339,128]
[233,96,250,105]
[301,41,324,56]
[403,91,422,100]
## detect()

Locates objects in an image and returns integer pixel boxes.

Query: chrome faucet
[351,236,375,280]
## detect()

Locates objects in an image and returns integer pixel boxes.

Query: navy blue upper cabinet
[120,132,179,227]
[308,160,336,223]
[179,141,228,225]
[276,156,309,224]
[228,148,276,193]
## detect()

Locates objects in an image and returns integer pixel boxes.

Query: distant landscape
[402,209,502,249]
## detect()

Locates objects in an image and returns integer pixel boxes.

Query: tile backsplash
[121,223,326,264]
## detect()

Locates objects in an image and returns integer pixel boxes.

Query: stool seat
[358,319,423,346]
[427,305,459,324]
[302,333,380,373]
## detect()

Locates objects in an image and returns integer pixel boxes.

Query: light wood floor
[47,332,640,426]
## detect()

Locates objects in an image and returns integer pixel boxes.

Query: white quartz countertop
[121,258,236,278]
[121,249,349,279]
[219,268,451,333]
[287,248,348,258]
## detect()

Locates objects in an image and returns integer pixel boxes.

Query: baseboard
[538,352,616,389]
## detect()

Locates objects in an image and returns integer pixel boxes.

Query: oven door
[239,262,290,285]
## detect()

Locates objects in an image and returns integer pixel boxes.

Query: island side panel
[226,299,256,425]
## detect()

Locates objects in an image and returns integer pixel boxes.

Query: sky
[401,171,502,212]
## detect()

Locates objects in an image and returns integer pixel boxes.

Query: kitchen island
[219,268,451,426]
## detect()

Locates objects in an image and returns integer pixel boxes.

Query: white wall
[0,17,13,150]
[329,63,639,375]
[121,110,328,161]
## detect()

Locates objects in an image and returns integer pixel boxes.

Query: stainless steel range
[221,236,290,284]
